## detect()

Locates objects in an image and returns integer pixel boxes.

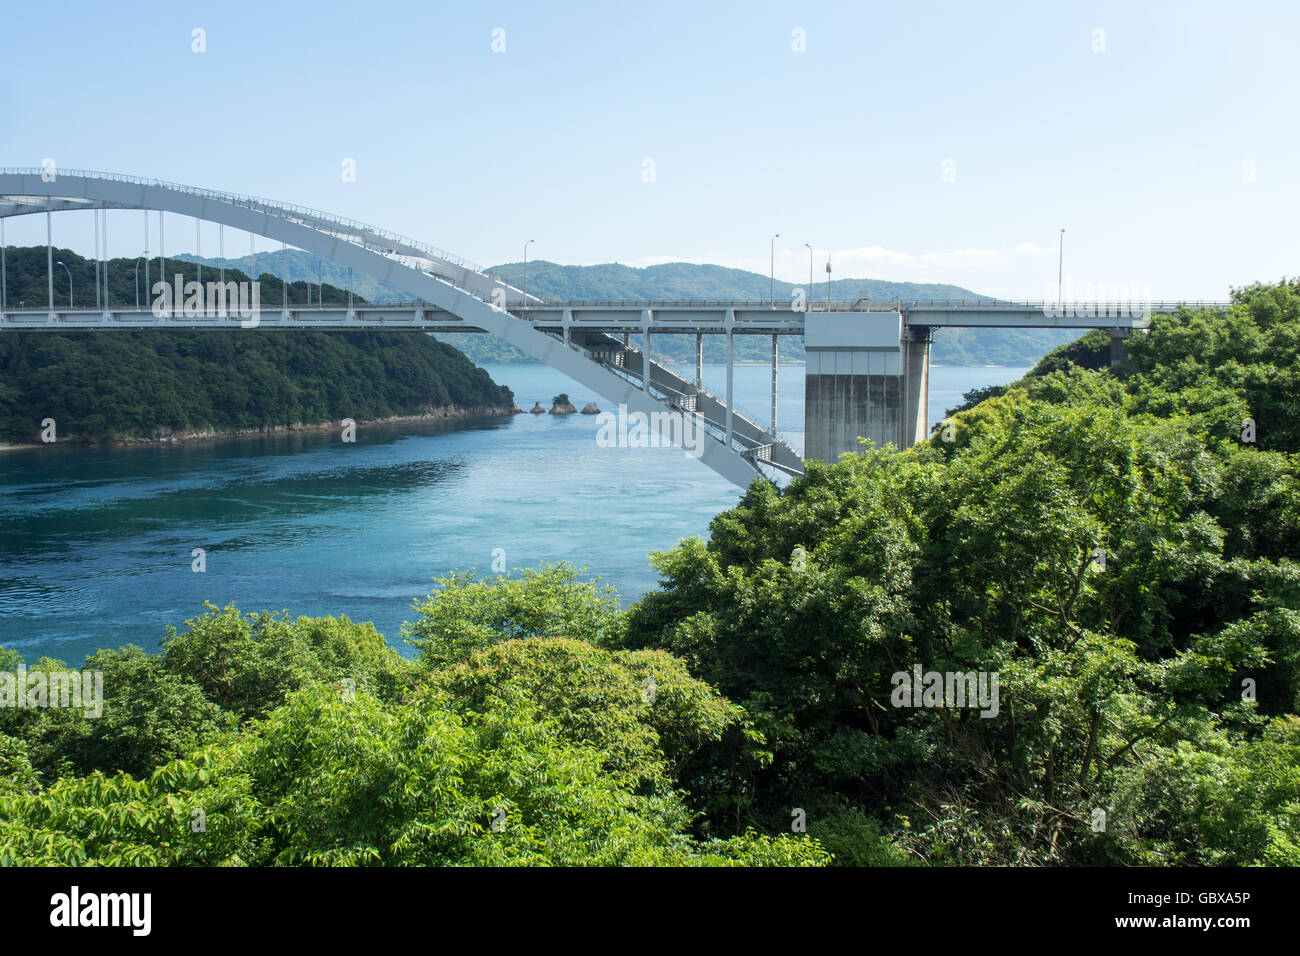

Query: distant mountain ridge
[173,251,984,306]
[173,251,1080,366]
[482,260,984,303]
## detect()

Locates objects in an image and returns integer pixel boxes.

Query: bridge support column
[102,211,109,313]
[1109,327,1131,367]
[46,212,53,314]
[803,311,904,461]
[770,334,778,433]
[725,310,734,447]
[901,326,932,449]
[695,333,703,389]
[642,310,653,393]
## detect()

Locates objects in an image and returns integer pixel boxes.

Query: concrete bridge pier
[902,325,932,449]
[804,311,928,461]
[1109,327,1131,367]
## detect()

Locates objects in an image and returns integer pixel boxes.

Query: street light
[770,233,781,306]
[522,239,535,305]
[55,261,73,308]
[804,242,813,311]
[1057,228,1065,313]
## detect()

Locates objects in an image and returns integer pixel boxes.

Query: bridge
[0,168,1229,487]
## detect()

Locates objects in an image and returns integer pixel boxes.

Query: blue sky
[2,0,1296,298]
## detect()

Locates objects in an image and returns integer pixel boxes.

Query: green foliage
[1108,714,1300,866]
[1123,280,1300,452]
[617,282,1300,865]
[0,654,826,867]
[14,646,229,781]
[0,605,412,781]
[1028,328,1114,377]
[160,603,413,719]
[402,564,623,669]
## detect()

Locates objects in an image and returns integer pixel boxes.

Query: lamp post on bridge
[804,242,813,312]
[770,233,780,307]
[1057,228,1065,314]
[55,261,73,308]
[522,239,535,306]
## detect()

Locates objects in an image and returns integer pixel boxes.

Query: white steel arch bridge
[0,168,1228,488]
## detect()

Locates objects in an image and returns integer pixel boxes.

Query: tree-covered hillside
[2,246,352,312]
[0,250,514,442]
[613,278,1300,865]
[0,329,515,443]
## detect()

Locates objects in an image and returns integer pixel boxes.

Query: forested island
[0,248,516,444]
[1,279,1296,866]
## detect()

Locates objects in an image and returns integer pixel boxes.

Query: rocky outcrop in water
[529,402,547,414]
[580,402,601,415]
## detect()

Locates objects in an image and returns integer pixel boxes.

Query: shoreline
[0,404,522,452]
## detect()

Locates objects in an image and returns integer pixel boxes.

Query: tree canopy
[2,280,1298,866]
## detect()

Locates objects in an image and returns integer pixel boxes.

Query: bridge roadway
[0,299,1222,332]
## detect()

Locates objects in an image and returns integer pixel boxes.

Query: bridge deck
[0,300,1226,333]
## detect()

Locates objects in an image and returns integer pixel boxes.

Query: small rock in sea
[529,402,547,414]
[580,402,601,415]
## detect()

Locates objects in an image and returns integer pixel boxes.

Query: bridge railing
[0,299,1236,316]
[498,299,1233,311]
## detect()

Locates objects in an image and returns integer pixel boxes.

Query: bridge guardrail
[0,298,1235,317]
[500,299,1232,310]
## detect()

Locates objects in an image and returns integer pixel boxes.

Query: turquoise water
[0,363,1027,665]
